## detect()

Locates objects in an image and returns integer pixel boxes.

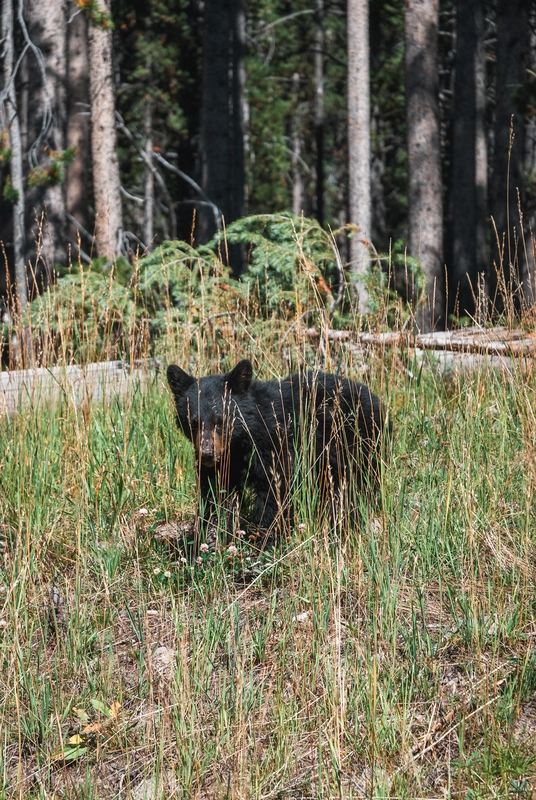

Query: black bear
[167,359,387,544]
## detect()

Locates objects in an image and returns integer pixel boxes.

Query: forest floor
[1,320,536,799]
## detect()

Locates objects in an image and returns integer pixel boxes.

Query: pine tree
[489,0,531,313]
[405,0,444,330]
[88,0,123,259]
[1,0,26,309]
[25,0,68,273]
[348,0,371,311]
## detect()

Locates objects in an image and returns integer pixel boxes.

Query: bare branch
[115,112,177,238]
[66,212,95,246]
[253,9,315,38]
[151,150,223,232]
[16,0,54,166]
[66,237,91,264]
[120,186,144,205]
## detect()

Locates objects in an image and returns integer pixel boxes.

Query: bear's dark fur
[167,359,387,543]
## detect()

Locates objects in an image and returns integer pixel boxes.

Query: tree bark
[232,0,246,223]
[26,0,68,275]
[489,0,530,314]
[370,102,387,245]
[2,0,26,310]
[405,0,444,331]
[347,0,371,312]
[230,0,247,272]
[143,100,154,250]
[291,73,304,217]
[474,0,488,284]
[66,6,91,255]
[314,0,324,227]
[525,17,536,304]
[449,0,477,320]
[199,0,230,242]
[88,0,123,260]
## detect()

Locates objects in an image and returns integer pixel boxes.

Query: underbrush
[1,331,535,798]
[1,214,421,369]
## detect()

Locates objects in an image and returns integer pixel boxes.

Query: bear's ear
[227,359,253,393]
[167,364,195,397]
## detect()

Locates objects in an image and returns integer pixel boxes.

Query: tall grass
[1,237,536,798]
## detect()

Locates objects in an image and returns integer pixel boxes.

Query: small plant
[54,700,122,762]
[2,174,19,203]
[27,146,77,188]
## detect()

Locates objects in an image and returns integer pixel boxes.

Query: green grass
[1,327,536,799]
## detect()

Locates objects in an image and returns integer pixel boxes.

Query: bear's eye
[214,415,223,427]
[190,418,199,431]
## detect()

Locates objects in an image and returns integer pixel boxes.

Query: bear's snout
[198,427,223,468]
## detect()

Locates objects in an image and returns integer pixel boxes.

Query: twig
[151,150,222,232]
[123,230,147,252]
[253,9,315,37]
[411,692,503,765]
[120,186,144,205]
[66,213,95,246]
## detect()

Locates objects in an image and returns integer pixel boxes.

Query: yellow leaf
[67,734,85,745]
[109,701,121,719]
[81,722,103,733]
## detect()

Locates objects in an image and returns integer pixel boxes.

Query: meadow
[1,237,536,798]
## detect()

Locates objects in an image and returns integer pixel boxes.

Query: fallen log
[0,359,161,416]
[414,348,534,375]
[416,329,536,355]
[301,326,536,356]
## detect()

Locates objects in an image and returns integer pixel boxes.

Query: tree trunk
[199,0,230,242]
[88,0,123,260]
[66,6,91,256]
[474,0,488,285]
[347,0,371,312]
[2,0,26,310]
[525,18,536,304]
[26,0,68,276]
[230,0,247,272]
[405,0,444,331]
[314,0,324,227]
[143,100,154,250]
[489,0,530,315]
[291,73,304,217]
[18,48,29,158]
[449,0,477,320]
[232,0,246,224]
[370,102,387,245]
